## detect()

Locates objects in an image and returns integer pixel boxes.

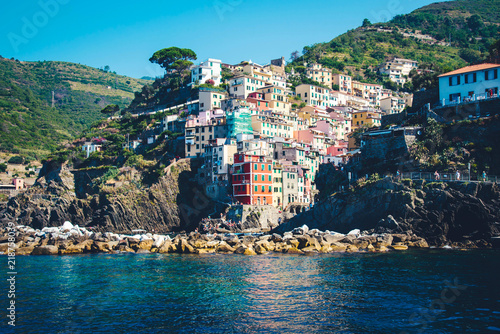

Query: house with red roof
[438,63,500,105]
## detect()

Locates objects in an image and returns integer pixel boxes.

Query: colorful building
[231,154,273,205]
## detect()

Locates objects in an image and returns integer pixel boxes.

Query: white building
[190,58,222,86]
[332,74,352,94]
[438,63,500,105]
[204,139,237,182]
[82,142,102,158]
[380,96,406,114]
[378,58,418,85]
[229,75,267,99]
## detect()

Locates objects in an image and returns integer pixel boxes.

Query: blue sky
[1,0,443,79]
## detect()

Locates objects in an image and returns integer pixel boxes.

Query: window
[268,165,271,171]
[261,164,265,170]
[261,175,264,181]
[254,175,257,181]
[261,186,265,192]
[254,186,258,192]
[268,175,272,181]
[485,69,498,80]
[449,75,461,86]
[254,164,258,170]
[268,186,272,192]
[465,73,477,84]
[449,93,461,102]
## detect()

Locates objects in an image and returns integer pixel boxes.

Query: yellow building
[257,86,290,114]
[351,110,382,129]
[306,64,332,88]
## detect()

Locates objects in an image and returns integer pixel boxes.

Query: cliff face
[0,159,217,233]
[274,178,500,247]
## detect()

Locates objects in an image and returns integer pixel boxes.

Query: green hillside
[289,0,500,90]
[0,57,150,158]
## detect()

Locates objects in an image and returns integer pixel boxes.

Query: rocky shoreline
[1,221,435,256]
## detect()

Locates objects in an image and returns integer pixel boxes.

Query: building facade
[438,63,500,105]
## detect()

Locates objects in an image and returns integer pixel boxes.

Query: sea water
[1,249,499,333]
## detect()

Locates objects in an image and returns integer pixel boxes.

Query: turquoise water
[1,250,500,333]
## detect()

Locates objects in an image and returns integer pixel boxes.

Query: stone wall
[381,112,407,128]
[410,88,439,112]
[225,205,295,232]
[361,132,413,165]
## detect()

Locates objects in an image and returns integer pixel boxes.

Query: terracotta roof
[438,63,500,77]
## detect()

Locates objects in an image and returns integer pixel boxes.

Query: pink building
[186,109,225,127]
[312,120,336,139]
[326,141,348,156]
[12,178,25,190]
[294,129,314,145]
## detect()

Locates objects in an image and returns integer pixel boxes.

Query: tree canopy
[149,47,197,72]
[486,39,500,64]
[101,104,120,115]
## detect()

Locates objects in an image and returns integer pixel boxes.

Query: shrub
[8,156,24,164]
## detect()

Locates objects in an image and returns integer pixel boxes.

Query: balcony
[437,92,499,108]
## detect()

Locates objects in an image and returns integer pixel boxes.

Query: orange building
[232,153,273,205]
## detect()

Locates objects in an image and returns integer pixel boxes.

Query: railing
[438,92,499,108]
[399,172,499,183]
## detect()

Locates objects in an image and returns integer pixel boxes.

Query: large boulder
[376,234,393,247]
[216,241,235,253]
[178,239,195,253]
[330,242,347,252]
[136,239,154,251]
[31,245,59,255]
[61,239,93,254]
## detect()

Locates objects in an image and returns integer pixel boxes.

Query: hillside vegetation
[289,0,500,90]
[0,57,150,158]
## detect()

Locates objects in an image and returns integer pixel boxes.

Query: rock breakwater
[1,222,431,256]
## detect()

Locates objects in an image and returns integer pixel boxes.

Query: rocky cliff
[0,159,218,233]
[274,178,500,248]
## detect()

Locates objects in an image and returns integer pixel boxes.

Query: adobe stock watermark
[7,0,71,53]
[400,277,468,334]
[370,0,404,23]
[213,0,243,22]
